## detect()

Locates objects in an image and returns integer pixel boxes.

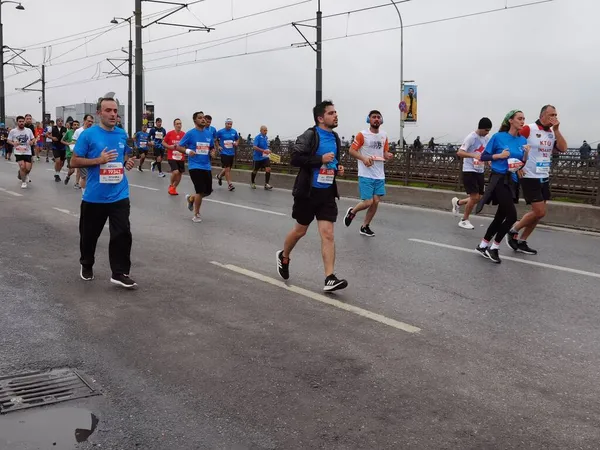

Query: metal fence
[226,142,600,205]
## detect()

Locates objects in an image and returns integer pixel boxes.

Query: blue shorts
[358,177,385,200]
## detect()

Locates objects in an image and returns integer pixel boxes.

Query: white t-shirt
[459,131,488,173]
[8,127,34,155]
[352,130,389,180]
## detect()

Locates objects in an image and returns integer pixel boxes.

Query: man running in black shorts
[51,118,67,182]
[149,118,166,177]
[215,118,239,191]
[164,118,186,196]
[8,116,36,189]
[276,100,347,292]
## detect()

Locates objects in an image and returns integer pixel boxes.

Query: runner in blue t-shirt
[475,109,530,264]
[71,97,137,289]
[148,118,166,177]
[204,115,218,141]
[251,125,273,190]
[215,118,239,191]
[134,124,149,172]
[177,111,215,223]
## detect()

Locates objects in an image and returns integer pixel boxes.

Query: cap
[225,118,233,123]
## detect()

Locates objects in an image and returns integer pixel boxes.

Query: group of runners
[2,99,566,292]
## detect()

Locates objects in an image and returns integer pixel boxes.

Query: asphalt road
[0,158,599,449]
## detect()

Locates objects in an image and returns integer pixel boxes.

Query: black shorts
[53,148,66,161]
[189,169,213,197]
[154,148,165,159]
[221,154,234,168]
[463,172,485,195]
[15,155,32,163]
[520,177,551,204]
[253,159,270,170]
[168,160,185,173]
[292,187,338,226]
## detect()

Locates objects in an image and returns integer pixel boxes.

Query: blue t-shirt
[484,131,527,175]
[74,125,131,204]
[207,126,217,141]
[179,128,214,171]
[216,128,239,156]
[135,131,149,148]
[253,134,269,161]
[312,127,338,189]
[149,127,166,149]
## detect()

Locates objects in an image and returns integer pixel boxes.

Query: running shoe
[516,241,538,255]
[36,156,40,161]
[276,250,290,280]
[217,174,223,186]
[251,183,257,189]
[476,245,489,259]
[80,265,94,281]
[110,273,138,289]
[344,207,355,227]
[485,248,501,263]
[64,176,70,185]
[20,181,27,189]
[138,166,143,172]
[54,174,61,182]
[168,185,177,196]
[458,220,475,230]
[185,194,194,211]
[73,183,81,190]
[324,274,348,292]
[360,225,375,237]
[228,184,235,191]
[192,214,202,223]
[264,184,273,190]
[158,172,166,178]
[506,233,519,251]
[151,161,156,172]
[451,197,460,215]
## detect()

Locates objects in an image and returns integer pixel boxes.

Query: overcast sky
[3,0,598,145]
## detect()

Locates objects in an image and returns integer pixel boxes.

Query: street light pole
[135,0,143,135]
[316,0,322,105]
[0,1,25,124]
[390,0,404,149]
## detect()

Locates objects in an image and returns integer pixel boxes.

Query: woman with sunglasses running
[475,110,530,263]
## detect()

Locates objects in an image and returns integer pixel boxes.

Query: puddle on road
[0,407,98,449]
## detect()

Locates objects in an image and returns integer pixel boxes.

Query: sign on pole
[401,84,418,123]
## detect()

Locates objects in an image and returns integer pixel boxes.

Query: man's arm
[348,133,373,166]
[554,129,567,152]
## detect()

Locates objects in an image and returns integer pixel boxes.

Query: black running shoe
[64,176,70,185]
[344,207,355,227]
[80,265,94,281]
[476,245,489,259]
[485,248,502,264]
[54,174,61,182]
[276,250,289,280]
[360,225,375,237]
[324,274,348,292]
[517,241,538,255]
[217,174,223,186]
[110,273,138,289]
[506,233,519,251]
[228,184,235,191]
[138,165,143,172]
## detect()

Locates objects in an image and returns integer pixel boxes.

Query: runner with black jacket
[276,100,348,292]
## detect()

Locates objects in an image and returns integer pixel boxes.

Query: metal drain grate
[0,368,99,414]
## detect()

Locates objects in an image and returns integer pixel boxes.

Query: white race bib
[536,155,551,174]
[317,165,335,184]
[14,145,28,155]
[224,140,234,149]
[196,142,210,155]
[155,132,164,140]
[99,162,124,184]
[140,141,147,148]
[172,151,183,161]
[508,158,524,173]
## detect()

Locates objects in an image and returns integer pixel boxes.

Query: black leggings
[484,181,517,244]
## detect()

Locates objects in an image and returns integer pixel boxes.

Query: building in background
[55,102,125,125]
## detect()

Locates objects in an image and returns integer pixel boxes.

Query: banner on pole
[144,104,155,128]
[401,84,418,123]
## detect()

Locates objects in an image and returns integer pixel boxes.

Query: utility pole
[0,1,26,123]
[316,0,322,105]
[110,16,133,137]
[134,0,143,134]
[16,63,45,123]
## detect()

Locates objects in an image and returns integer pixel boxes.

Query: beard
[371,122,380,129]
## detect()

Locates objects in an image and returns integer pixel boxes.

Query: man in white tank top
[343,110,393,237]
[506,105,567,255]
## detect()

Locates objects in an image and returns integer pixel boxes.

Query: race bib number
[14,145,28,155]
[224,140,234,149]
[508,158,524,173]
[99,162,124,184]
[536,155,551,174]
[140,141,147,148]
[172,151,183,161]
[473,158,485,171]
[317,165,335,184]
[155,132,164,140]
[195,142,210,155]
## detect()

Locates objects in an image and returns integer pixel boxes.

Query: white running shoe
[458,219,475,230]
[158,172,166,178]
[20,181,28,189]
[192,214,202,223]
[451,197,460,215]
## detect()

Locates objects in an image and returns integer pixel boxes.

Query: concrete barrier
[211,168,600,232]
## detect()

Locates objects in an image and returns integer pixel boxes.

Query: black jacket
[291,126,341,198]
[52,126,67,150]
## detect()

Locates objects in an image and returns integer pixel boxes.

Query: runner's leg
[283,223,309,259]
[363,195,381,227]
[317,220,335,277]
[463,193,481,221]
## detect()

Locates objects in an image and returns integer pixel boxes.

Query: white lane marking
[130,184,159,191]
[53,207,79,218]
[0,187,24,197]
[204,199,286,216]
[210,261,421,333]
[408,238,600,280]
